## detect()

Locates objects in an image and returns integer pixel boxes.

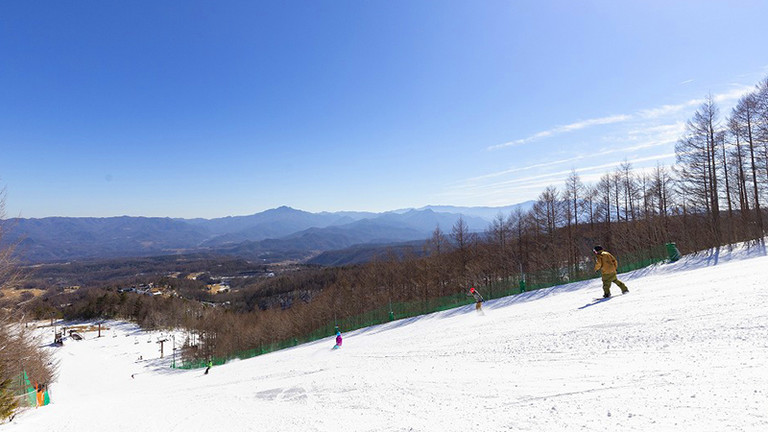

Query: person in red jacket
[468,287,485,314]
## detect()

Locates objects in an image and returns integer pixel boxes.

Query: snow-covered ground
[8,244,768,431]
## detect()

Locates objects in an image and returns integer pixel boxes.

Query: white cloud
[464,157,586,182]
[444,152,676,206]
[638,86,752,119]
[713,85,753,103]
[625,122,686,146]
[496,153,675,189]
[471,128,679,187]
[488,114,632,150]
[458,76,759,207]
[492,85,753,152]
[636,102,695,119]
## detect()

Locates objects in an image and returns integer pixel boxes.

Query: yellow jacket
[594,251,618,274]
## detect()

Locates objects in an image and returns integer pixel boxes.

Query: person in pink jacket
[333,330,343,350]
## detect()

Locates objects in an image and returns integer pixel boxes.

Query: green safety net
[16,371,50,407]
[21,371,35,407]
[175,244,669,369]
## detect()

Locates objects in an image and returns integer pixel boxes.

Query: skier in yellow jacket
[593,246,629,298]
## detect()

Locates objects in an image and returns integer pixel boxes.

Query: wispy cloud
[680,79,694,85]
[491,85,753,151]
[498,153,673,190]
[464,157,586,182]
[451,79,758,207]
[488,114,631,150]
[639,86,752,119]
[446,152,676,204]
[636,102,695,119]
[472,128,680,186]
[713,85,753,103]
[625,122,686,145]
[441,154,670,207]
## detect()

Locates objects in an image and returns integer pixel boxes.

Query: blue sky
[1,1,767,219]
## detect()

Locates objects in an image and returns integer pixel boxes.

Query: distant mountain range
[1,202,533,264]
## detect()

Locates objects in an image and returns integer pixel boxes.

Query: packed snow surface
[8,244,768,431]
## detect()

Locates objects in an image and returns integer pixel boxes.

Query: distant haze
[2,202,534,263]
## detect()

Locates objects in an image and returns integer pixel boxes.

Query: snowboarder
[593,245,629,298]
[468,287,484,314]
[204,359,212,375]
[332,330,343,349]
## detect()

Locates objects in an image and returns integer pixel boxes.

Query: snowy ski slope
[7,244,768,431]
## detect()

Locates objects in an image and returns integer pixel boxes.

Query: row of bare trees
[676,79,768,247]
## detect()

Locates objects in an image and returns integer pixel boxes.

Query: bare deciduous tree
[732,91,765,237]
[0,186,56,419]
[675,96,723,244]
